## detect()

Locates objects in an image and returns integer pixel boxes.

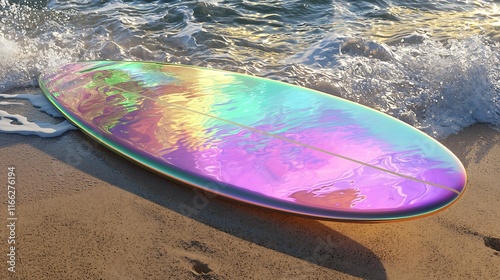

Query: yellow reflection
[213,26,292,62]
[154,66,234,153]
[367,4,500,42]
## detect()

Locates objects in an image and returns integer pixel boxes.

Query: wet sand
[0,121,499,279]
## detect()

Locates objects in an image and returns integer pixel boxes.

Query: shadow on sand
[0,129,388,279]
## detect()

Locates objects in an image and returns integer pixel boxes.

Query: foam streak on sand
[0,93,76,137]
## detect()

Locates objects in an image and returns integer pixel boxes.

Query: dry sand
[0,121,499,279]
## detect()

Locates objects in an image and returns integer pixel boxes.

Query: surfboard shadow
[87,132,388,279]
[108,158,387,279]
[0,131,388,279]
[176,195,389,280]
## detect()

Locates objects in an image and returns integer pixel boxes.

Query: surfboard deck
[39,61,466,222]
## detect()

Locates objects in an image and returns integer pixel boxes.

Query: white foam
[0,93,62,117]
[0,29,78,93]
[0,101,22,105]
[0,110,76,137]
[286,35,500,139]
[0,93,77,137]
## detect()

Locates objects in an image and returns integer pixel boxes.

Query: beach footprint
[177,239,221,279]
[190,259,212,276]
[183,257,221,279]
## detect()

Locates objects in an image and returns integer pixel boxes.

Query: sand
[0,118,499,279]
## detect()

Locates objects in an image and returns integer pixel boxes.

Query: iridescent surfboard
[39,61,466,222]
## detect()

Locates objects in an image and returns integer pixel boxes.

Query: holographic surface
[39,61,467,221]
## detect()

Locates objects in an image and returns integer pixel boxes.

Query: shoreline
[0,121,498,279]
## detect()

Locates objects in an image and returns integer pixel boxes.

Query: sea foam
[0,93,76,137]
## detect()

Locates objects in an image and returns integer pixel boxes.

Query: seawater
[0,0,499,138]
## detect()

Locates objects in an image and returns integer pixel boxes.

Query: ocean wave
[287,34,499,138]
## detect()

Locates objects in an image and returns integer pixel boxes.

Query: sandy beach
[0,117,499,279]
[0,0,499,278]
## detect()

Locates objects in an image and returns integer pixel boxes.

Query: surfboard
[39,61,466,222]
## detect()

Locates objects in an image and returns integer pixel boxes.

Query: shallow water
[0,0,499,138]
